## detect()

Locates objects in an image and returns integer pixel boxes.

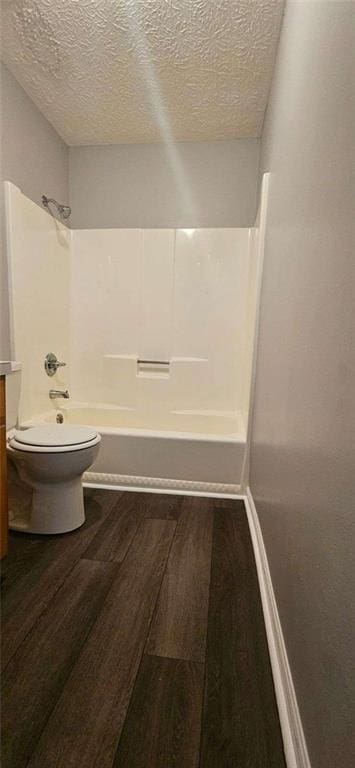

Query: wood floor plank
[82,492,141,562]
[1,489,121,670]
[146,496,213,662]
[213,498,245,512]
[113,655,204,768]
[1,558,118,768]
[199,506,286,768]
[28,518,176,768]
[139,491,183,520]
[1,489,117,591]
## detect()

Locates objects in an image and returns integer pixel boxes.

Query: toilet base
[9,477,86,535]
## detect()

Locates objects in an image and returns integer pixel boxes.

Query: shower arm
[41,195,71,219]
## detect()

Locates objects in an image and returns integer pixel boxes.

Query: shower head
[42,195,71,219]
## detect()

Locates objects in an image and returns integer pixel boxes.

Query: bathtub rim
[19,403,246,444]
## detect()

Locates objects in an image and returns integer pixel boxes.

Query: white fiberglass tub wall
[69,227,253,417]
[4,181,70,424]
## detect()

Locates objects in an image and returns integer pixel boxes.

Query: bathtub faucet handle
[45,352,67,377]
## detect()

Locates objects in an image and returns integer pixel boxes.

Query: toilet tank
[6,370,21,431]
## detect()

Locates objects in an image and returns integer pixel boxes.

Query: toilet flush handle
[44,353,67,377]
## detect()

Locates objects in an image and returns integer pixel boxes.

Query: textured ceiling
[1,0,284,146]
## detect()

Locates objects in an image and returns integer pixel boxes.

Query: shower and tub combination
[5,178,268,499]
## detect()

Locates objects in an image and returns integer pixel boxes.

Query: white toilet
[8,425,101,534]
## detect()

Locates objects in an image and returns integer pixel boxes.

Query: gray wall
[250,3,354,767]
[0,62,69,359]
[69,139,259,229]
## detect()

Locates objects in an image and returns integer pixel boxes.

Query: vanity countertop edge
[0,361,22,376]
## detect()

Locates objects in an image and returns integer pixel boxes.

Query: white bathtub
[21,402,246,494]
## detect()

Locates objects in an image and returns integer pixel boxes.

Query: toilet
[7,425,101,534]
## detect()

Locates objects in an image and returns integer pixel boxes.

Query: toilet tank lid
[14,425,98,447]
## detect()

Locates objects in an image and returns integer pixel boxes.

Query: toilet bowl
[8,425,101,534]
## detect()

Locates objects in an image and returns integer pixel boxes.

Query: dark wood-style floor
[1,489,286,768]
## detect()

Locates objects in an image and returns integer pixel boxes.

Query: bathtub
[21,402,246,494]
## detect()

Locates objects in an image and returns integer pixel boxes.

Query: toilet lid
[14,425,98,448]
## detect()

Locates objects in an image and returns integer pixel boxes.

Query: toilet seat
[9,425,101,453]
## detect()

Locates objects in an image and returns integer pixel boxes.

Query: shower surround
[5,181,260,493]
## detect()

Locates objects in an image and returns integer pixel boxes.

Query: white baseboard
[245,487,311,768]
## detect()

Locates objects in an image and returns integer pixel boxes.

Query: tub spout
[49,389,70,399]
